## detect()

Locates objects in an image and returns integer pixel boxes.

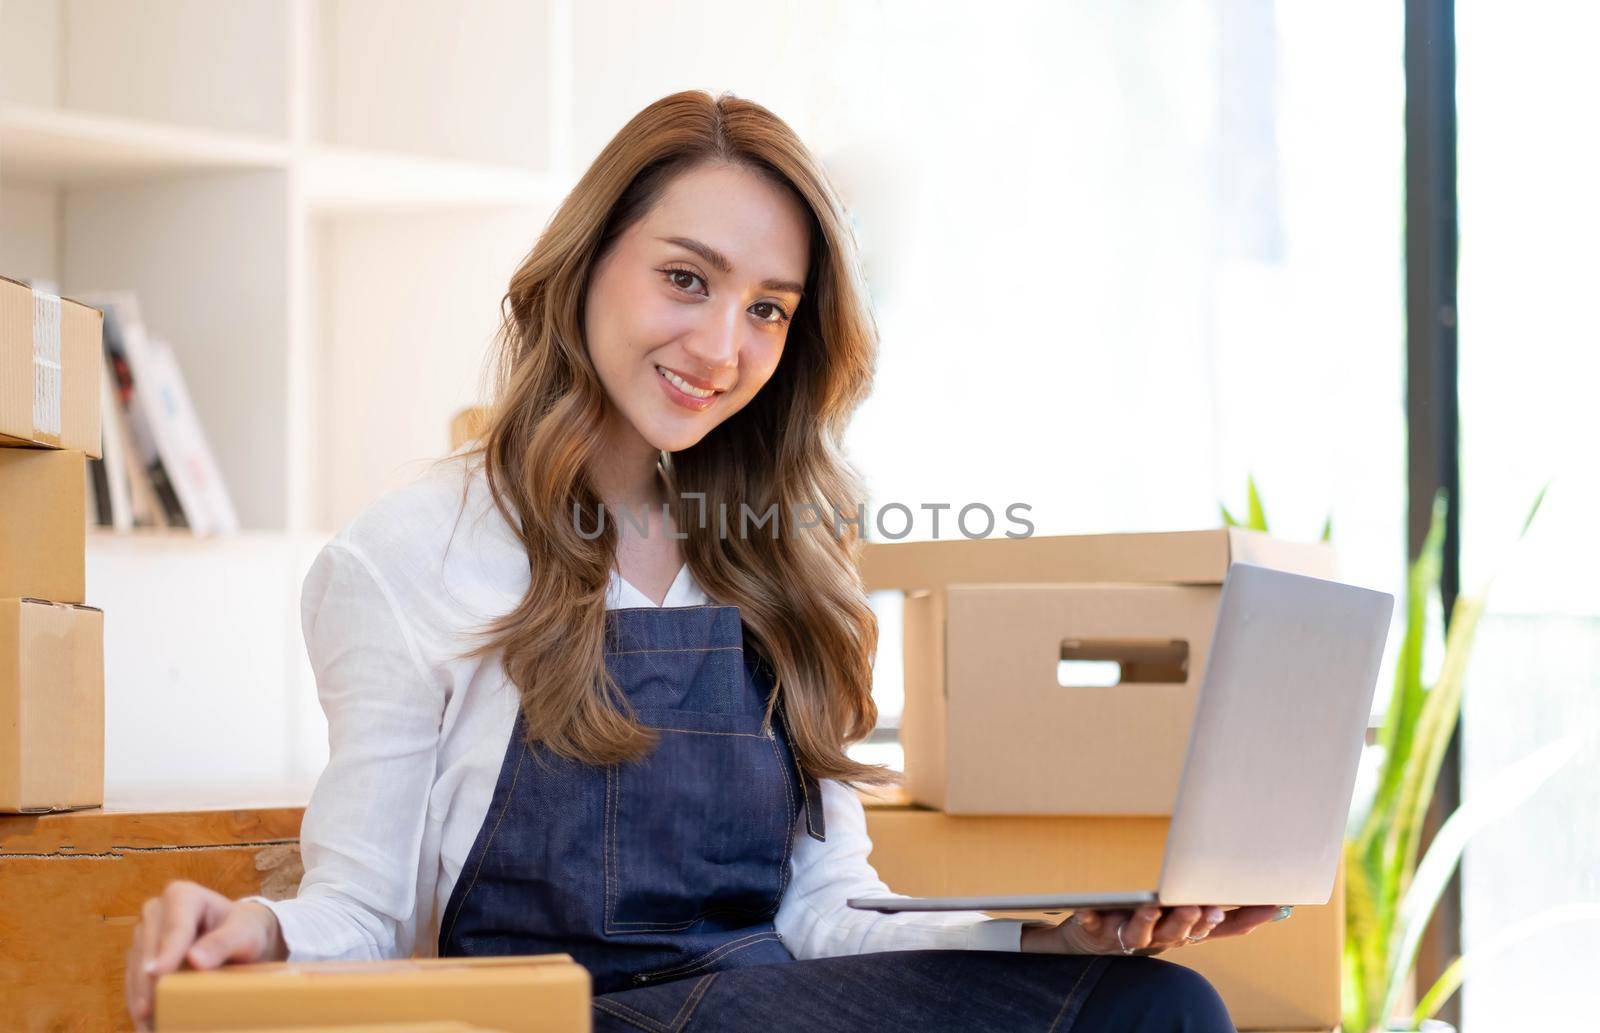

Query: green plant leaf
[1379,730,1586,1025]
[1411,901,1600,1026]
[1220,501,1240,528]
[1246,473,1269,532]
[1343,839,1386,1032]
[1344,483,1550,1032]
[1321,512,1333,542]
[1349,488,1448,1025]
[1519,479,1551,539]
[1383,478,1554,931]
[1358,491,1446,856]
[1378,588,1484,987]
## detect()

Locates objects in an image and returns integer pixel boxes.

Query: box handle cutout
[1058,637,1189,687]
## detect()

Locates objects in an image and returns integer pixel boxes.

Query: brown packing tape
[859,797,1344,1032]
[0,274,103,457]
[0,599,104,812]
[32,290,61,442]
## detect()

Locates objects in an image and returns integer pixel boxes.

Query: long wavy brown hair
[446,90,893,789]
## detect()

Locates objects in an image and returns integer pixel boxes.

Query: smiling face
[583,162,812,456]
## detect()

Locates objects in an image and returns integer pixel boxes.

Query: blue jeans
[591,948,1236,1032]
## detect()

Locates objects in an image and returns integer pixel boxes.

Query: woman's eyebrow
[657,236,805,297]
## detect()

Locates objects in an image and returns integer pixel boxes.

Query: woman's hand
[1019,904,1290,956]
[124,880,288,1031]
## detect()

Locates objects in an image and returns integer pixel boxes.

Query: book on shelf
[89,351,133,530]
[78,291,238,535]
[102,345,169,530]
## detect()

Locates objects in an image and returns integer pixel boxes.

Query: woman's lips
[655,365,720,412]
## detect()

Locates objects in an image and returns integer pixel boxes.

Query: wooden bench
[2,788,1340,1032]
[1,788,305,1031]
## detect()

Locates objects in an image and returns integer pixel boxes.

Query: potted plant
[1222,476,1583,1032]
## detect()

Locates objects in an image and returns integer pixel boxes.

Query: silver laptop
[847,561,1395,914]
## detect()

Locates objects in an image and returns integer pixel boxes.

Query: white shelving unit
[0,0,846,789]
[0,0,579,791]
[0,0,574,534]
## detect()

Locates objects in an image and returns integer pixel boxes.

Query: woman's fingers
[123,942,141,1030]
[126,881,230,1030]
[1170,905,1226,943]
[1066,907,1131,953]
[1073,905,1238,953]
[152,882,212,973]
[1068,903,1290,955]
[1151,905,1203,945]
[129,897,166,1027]
[187,905,265,969]
[1206,904,1282,939]
[1119,905,1164,951]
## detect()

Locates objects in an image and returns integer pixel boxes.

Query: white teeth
[658,366,715,398]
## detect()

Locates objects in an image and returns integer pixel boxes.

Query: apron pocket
[631,929,788,986]
[604,707,796,934]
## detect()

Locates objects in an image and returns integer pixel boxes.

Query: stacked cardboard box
[1,275,106,813]
[857,529,1344,1032]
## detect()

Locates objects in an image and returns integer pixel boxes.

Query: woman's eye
[664,268,705,294]
[752,302,790,326]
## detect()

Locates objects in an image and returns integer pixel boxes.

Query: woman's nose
[682,304,742,376]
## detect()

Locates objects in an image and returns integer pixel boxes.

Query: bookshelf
[0,0,579,793]
[0,0,845,792]
[0,0,575,534]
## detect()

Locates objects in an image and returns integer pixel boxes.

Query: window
[1456,2,1600,1024]
[824,3,1406,770]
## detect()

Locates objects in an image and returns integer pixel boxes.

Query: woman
[125,90,1285,1031]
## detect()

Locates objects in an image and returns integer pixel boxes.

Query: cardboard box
[882,529,1337,814]
[0,598,104,813]
[0,447,87,603]
[860,792,1342,1032]
[183,1025,505,1032]
[1,274,103,456]
[154,954,591,1033]
[904,582,1222,814]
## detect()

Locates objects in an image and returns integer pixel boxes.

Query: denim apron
[437,603,827,996]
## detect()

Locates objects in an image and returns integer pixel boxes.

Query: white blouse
[242,453,1026,963]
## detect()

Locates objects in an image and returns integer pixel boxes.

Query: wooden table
[0,788,307,1032]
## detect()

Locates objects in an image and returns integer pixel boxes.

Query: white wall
[88,532,327,794]
[61,0,291,136]
[308,206,550,530]
[312,0,551,167]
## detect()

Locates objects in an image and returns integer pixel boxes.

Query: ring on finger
[1115,921,1136,956]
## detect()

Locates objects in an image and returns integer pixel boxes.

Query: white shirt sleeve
[775,777,1027,958]
[240,540,446,962]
